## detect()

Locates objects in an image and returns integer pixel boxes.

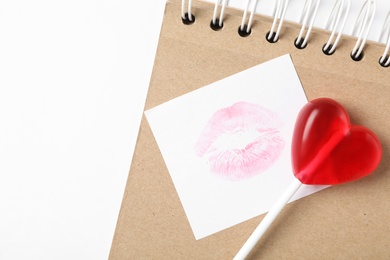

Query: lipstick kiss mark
[195,102,285,181]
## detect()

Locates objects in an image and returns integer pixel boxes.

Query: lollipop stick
[233,178,302,260]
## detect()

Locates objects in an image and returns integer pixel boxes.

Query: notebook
[110,0,390,258]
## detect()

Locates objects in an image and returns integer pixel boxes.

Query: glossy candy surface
[292,98,382,185]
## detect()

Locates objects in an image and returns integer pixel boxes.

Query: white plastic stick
[233,178,302,260]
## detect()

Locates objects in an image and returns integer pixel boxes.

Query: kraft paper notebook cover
[110,0,390,258]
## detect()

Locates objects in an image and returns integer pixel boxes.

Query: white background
[0,0,388,259]
[0,0,165,259]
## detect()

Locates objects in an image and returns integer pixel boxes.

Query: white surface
[210,0,390,43]
[0,0,165,259]
[145,55,327,239]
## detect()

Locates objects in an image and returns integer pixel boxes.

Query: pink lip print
[195,102,285,180]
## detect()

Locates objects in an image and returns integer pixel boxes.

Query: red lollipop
[234,98,382,260]
[292,98,382,185]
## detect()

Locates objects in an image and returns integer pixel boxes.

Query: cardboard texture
[110,0,390,259]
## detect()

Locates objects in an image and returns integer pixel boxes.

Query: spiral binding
[181,0,194,24]
[379,11,390,67]
[295,0,321,49]
[351,0,376,61]
[238,0,258,37]
[210,0,228,30]
[181,0,388,67]
[267,0,290,43]
[322,0,351,55]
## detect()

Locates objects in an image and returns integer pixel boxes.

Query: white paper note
[145,55,328,240]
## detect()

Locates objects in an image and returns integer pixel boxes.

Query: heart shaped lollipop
[292,98,382,185]
[234,98,382,260]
